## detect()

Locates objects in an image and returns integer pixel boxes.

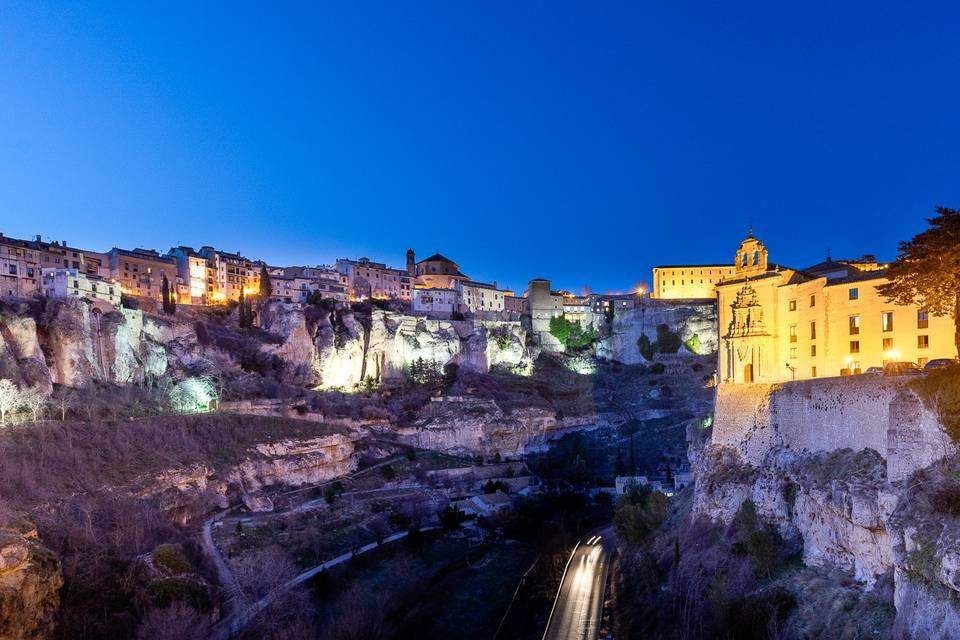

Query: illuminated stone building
[411,287,457,315]
[41,268,121,307]
[716,231,955,384]
[107,247,181,302]
[652,264,736,299]
[198,246,261,302]
[0,233,110,298]
[0,235,41,297]
[455,279,508,315]
[412,252,470,290]
[335,257,412,300]
[503,291,526,316]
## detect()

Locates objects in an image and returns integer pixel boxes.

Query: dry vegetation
[0,413,350,640]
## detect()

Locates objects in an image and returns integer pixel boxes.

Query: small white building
[674,470,693,491]
[452,492,513,517]
[615,475,664,497]
[270,275,315,304]
[412,287,457,315]
[41,268,121,307]
[455,280,507,315]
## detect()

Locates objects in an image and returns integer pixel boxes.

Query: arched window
[742,253,748,266]
[753,251,759,265]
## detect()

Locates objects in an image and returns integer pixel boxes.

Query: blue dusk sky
[1,2,959,294]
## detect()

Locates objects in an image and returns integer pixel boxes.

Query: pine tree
[259,264,272,301]
[238,289,250,328]
[160,274,170,314]
[877,207,960,358]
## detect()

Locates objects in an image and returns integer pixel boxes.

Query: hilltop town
[0,218,959,640]
[1,227,955,381]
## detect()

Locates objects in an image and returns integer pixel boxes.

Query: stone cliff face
[697,376,960,636]
[0,312,51,395]
[399,397,596,458]
[1,300,532,394]
[591,300,718,365]
[0,523,62,640]
[139,432,358,523]
[260,303,534,389]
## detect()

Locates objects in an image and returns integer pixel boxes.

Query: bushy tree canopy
[878,207,960,357]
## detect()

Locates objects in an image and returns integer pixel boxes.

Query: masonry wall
[713,376,953,481]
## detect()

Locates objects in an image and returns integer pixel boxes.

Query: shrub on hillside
[655,324,683,354]
[152,544,192,575]
[911,364,960,442]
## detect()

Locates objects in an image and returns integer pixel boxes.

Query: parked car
[882,362,923,376]
[924,358,958,370]
[864,366,884,375]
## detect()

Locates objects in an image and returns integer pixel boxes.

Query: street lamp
[785,363,796,380]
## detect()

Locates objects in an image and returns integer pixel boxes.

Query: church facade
[709,232,955,384]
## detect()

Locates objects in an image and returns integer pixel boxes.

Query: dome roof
[417,253,457,265]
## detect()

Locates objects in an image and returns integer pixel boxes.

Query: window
[918,310,929,329]
[810,295,816,307]
[882,311,894,332]
[811,345,817,357]
[789,347,797,359]
[849,315,860,335]
[789,325,797,342]
[810,321,816,340]
[883,337,893,351]
[788,299,797,311]
[918,335,929,349]
[850,341,860,354]
[811,366,817,377]
[848,287,859,300]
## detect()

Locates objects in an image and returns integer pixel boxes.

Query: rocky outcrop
[0,312,51,394]
[591,299,718,364]
[260,303,534,389]
[231,434,357,490]
[0,522,62,640]
[400,397,596,457]
[139,434,357,523]
[698,371,960,636]
[36,300,175,388]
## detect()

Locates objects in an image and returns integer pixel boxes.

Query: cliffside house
[41,268,121,307]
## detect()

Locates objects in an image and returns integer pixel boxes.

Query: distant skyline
[2,2,959,294]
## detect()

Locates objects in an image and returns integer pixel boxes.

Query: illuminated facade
[41,268,121,307]
[335,257,413,300]
[413,252,470,290]
[455,279,508,314]
[652,264,735,299]
[411,287,457,314]
[716,232,955,384]
[107,247,181,302]
[0,234,109,298]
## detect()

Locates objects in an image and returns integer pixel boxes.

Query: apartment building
[41,268,121,307]
[107,248,180,302]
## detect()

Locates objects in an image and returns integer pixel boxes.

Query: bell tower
[406,248,415,276]
[733,229,769,277]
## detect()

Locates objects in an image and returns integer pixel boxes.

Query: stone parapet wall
[713,376,953,481]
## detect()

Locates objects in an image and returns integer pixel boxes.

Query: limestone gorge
[695,375,960,637]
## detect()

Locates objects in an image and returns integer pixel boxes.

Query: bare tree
[21,388,48,422]
[51,386,77,421]
[136,603,210,640]
[0,379,24,426]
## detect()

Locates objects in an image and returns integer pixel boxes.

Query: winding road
[543,528,614,640]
